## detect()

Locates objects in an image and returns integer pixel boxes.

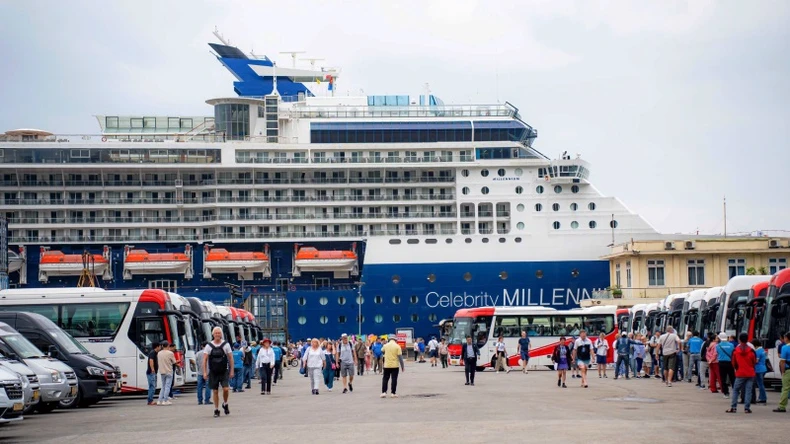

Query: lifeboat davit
[38,247,111,283]
[122,245,193,280]
[292,243,359,278]
[203,246,271,279]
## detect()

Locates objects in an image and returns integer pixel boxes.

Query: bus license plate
[12,403,23,412]
[70,386,78,396]
[450,359,458,365]
[33,390,40,402]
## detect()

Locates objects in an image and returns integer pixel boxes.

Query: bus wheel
[476,366,485,372]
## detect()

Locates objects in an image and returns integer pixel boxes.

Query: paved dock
[2,363,786,443]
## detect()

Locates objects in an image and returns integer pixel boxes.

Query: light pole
[357,282,365,338]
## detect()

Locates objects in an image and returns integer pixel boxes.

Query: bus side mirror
[48,345,60,360]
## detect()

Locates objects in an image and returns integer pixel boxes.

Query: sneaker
[772,408,786,413]
[465,382,470,386]
[349,383,353,392]
[148,402,157,406]
[161,401,172,406]
[562,383,567,388]
[237,389,245,393]
[380,393,387,398]
[261,391,265,395]
[723,394,729,399]
[343,388,348,394]
[222,403,230,415]
[156,401,162,405]
[198,401,204,405]
[470,383,474,386]
[390,394,398,398]
[327,388,332,392]
[604,374,608,378]
[599,375,602,378]
[214,409,220,418]
[557,379,561,387]
[315,391,319,395]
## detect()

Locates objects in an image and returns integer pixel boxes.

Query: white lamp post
[357,282,365,337]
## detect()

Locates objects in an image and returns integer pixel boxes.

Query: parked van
[0,312,119,408]
[0,365,25,424]
[0,352,39,413]
[0,322,77,413]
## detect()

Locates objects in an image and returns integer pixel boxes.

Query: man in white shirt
[572,330,594,388]
[427,336,439,367]
[337,333,356,394]
[202,326,234,418]
[493,335,511,374]
[658,326,682,387]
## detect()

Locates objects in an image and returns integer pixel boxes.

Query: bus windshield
[449,317,472,345]
[168,315,183,350]
[724,290,750,332]
[47,329,90,354]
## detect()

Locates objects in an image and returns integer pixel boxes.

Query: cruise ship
[0,35,657,340]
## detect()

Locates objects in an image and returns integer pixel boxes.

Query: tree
[758,266,769,275]
[746,267,757,275]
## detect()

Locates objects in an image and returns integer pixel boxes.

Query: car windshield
[2,333,46,359]
[47,329,90,354]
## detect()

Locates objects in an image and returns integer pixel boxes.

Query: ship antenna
[280,51,306,68]
[213,26,231,46]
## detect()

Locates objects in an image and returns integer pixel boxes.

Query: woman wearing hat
[255,338,275,395]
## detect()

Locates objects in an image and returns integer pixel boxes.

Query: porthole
[375,295,383,304]
[319,297,328,305]
[429,313,438,322]
[610,220,619,228]
[570,203,578,211]
[481,238,489,243]
[499,237,506,243]
[552,203,560,212]
[497,168,506,177]
[320,316,328,324]
[571,221,579,229]
[535,203,542,212]
[461,169,469,177]
[425,238,437,244]
[356,315,365,323]
[411,314,419,322]
[515,237,522,243]
[298,316,307,325]
[427,273,436,283]
[462,187,470,195]
[393,314,401,323]
[356,296,364,304]
[392,296,401,304]
[514,168,523,176]
[516,186,523,194]
[389,239,401,245]
[571,269,580,278]
[374,315,383,324]
[445,238,453,244]
[392,275,400,284]
[589,221,597,229]
[499,271,508,280]
[338,296,346,305]
[571,185,579,193]
[554,185,562,194]
[338,315,346,324]
[517,204,525,212]
[517,222,525,230]
[297,297,306,306]
[407,239,419,244]
[481,169,489,177]
[463,272,472,281]
[536,185,544,194]
[481,187,490,195]
[536,270,544,279]
[553,221,561,230]
[588,202,596,211]
[465,238,472,244]
[410,295,418,304]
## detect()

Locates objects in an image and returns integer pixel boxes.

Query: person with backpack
[255,338,275,395]
[552,336,571,388]
[272,341,283,383]
[231,344,245,392]
[572,330,593,388]
[354,337,367,375]
[337,334,356,393]
[717,332,736,398]
[727,332,757,414]
[202,326,234,418]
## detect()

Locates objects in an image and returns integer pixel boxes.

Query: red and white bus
[447,305,617,370]
[740,281,770,342]
[751,269,790,381]
[0,287,185,393]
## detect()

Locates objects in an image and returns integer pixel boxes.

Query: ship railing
[287,104,515,119]
[0,133,226,144]
[496,211,510,217]
[594,286,703,300]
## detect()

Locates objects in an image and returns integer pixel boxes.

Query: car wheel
[58,387,81,409]
[36,402,59,414]
[78,397,99,408]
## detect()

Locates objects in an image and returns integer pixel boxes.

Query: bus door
[133,316,166,390]
[470,315,492,364]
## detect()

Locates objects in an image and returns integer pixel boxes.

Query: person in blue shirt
[301,340,311,378]
[686,331,704,386]
[231,344,245,392]
[752,339,768,404]
[250,342,261,380]
[372,339,384,374]
[716,333,735,398]
[774,332,790,413]
[272,341,283,383]
[418,339,426,362]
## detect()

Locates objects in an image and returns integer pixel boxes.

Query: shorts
[209,371,229,390]
[576,359,591,368]
[662,353,677,371]
[520,351,530,362]
[429,349,438,358]
[340,362,354,377]
[596,355,607,365]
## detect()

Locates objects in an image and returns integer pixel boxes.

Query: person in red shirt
[726,332,756,414]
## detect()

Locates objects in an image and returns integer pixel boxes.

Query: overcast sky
[1,0,788,236]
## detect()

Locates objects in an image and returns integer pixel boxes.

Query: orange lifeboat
[123,245,193,280]
[292,243,359,277]
[38,249,109,281]
[203,246,271,278]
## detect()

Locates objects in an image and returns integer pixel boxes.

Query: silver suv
[0,353,40,413]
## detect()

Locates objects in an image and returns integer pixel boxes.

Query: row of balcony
[0,176,456,188]
[237,156,475,164]
[1,194,457,206]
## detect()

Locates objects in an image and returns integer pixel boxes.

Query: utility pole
[723,196,727,238]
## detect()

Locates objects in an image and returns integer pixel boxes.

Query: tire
[289,359,299,368]
[78,397,99,408]
[35,402,59,414]
[475,366,485,372]
[58,387,80,409]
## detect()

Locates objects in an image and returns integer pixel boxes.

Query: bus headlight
[86,366,105,377]
[47,369,63,384]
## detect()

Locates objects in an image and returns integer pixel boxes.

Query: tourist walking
[157,341,176,405]
[707,334,721,393]
[753,339,768,404]
[517,331,531,374]
[146,342,162,405]
[658,326,682,387]
[594,332,609,378]
[717,332,736,398]
[255,338,275,395]
[633,334,646,378]
[773,332,790,413]
[381,337,404,398]
[685,331,703,385]
[303,338,326,395]
[272,341,283,383]
[195,342,211,405]
[461,335,479,386]
[243,344,253,389]
[552,336,571,388]
[354,338,367,375]
[372,338,384,374]
[727,333,757,413]
[573,330,593,388]
[203,326,233,418]
[613,332,633,380]
[231,344,245,392]
[323,342,337,391]
[428,336,439,367]
[337,334,356,393]
[493,335,511,373]
[438,338,449,369]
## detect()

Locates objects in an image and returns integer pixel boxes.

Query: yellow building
[600,237,790,300]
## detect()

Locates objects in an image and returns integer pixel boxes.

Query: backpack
[208,341,229,374]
